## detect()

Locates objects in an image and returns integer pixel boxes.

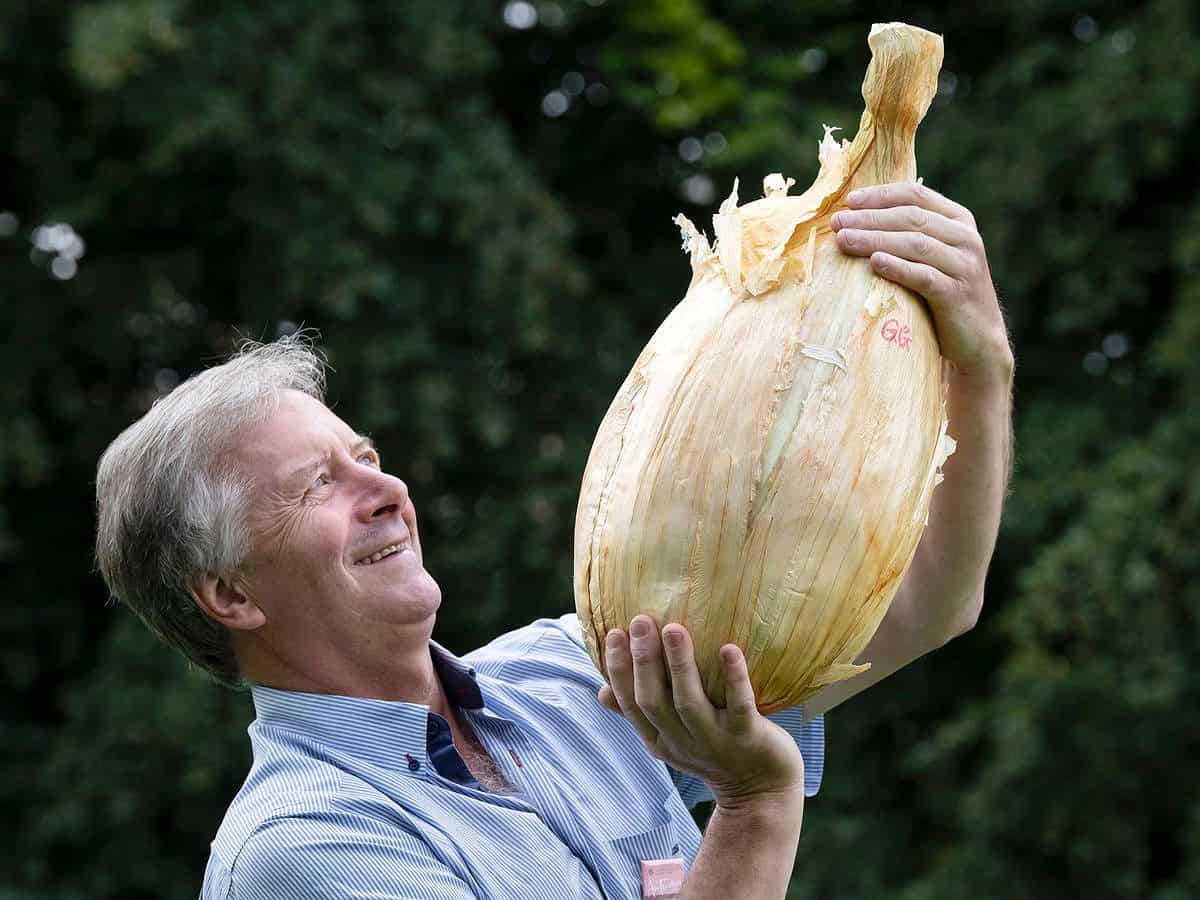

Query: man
[95,183,1012,899]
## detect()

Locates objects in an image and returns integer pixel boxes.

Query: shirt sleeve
[669,708,825,808]
[232,812,477,900]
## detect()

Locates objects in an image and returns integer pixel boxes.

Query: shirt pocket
[605,796,690,898]
[609,816,683,862]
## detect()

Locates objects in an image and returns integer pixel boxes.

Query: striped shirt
[200,613,824,899]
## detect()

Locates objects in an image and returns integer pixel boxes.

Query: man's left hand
[796,182,1015,718]
[831,183,1013,384]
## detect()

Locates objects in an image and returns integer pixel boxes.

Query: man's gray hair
[95,333,327,687]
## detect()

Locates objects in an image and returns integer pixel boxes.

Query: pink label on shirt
[641,858,685,899]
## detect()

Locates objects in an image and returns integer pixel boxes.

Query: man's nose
[360,470,409,521]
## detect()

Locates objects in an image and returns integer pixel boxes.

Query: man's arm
[804,183,1014,718]
[679,788,804,900]
[602,619,808,899]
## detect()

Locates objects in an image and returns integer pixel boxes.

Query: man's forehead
[230,393,363,470]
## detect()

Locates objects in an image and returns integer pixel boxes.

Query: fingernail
[630,618,649,638]
[847,189,863,205]
[664,629,682,648]
[831,212,843,228]
[607,630,621,648]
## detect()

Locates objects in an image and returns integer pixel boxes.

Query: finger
[597,684,621,715]
[868,251,958,304]
[835,228,966,280]
[661,624,718,738]
[846,183,973,223]
[719,644,759,735]
[604,628,658,743]
[629,615,685,736]
[831,205,973,247]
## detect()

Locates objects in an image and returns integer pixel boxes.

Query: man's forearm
[679,791,804,900]
[904,358,1014,641]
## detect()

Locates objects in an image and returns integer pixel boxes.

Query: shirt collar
[429,638,483,709]
[250,640,484,771]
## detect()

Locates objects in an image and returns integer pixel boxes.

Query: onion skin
[574,23,952,712]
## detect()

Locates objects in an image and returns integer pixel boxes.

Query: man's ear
[190,574,266,631]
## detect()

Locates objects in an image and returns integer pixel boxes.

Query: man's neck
[244,636,512,790]
[238,626,449,708]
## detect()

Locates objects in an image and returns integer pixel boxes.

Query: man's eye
[311,472,332,489]
[359,452,380,467]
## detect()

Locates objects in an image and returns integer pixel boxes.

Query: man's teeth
[356,540,411,565]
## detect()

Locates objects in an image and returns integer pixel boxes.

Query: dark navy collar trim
[429,639,483,710]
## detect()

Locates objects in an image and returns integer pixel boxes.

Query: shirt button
[406,754,421,772]
[671,845,680,854]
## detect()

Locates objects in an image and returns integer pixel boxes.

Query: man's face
[228,390,441,644]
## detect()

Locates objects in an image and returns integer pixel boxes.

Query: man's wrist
[949,343,1015,394]
[713,784,806,821]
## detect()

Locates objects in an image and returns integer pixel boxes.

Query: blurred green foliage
[1,1,1196,897]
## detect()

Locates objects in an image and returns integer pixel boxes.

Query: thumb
[597,684,620,713]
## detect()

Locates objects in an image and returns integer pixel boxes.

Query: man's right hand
[598,615,805,811]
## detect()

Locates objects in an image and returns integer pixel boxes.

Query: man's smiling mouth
[353,538,413,566]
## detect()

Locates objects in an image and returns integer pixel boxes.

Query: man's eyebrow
[283,436,377,488]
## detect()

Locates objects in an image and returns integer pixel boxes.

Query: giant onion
[573,23,956,712]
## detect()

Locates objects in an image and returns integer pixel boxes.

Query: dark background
[2,1,1197,897]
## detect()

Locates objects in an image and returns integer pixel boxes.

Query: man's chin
[421,579,442,611]
[399,574,442,615]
